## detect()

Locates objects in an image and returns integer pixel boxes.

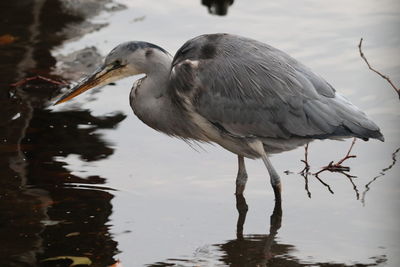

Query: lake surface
[0,0,399,266]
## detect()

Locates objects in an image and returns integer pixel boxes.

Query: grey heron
[55,33,384,202]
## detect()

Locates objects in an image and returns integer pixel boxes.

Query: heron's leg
[235,155,248,195]
[261,154,282,202]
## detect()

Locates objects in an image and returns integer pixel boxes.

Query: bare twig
[358,38,400,99]
[300,165,359,197]
[10,75,67,87]
[337,138,357,165]
[314,173,334,194]
[337,171,359,200]
[347,176,360,200]
[314,138,357,176]
[300,143,310,175]
[361,147,400,205]
[313,169,358,199]
[299,171,312,198]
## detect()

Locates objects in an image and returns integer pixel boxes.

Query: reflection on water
[1,88,123,267]
[227,195,282,265]
[0,94,124,265]
[292,143,400,203]
[298,165,360,199]
[201,0,234,16]
[0,0,124,266]
[148,196,386,266]
[361,147,400,206]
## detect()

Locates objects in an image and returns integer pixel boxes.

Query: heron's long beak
[54,64,121,105]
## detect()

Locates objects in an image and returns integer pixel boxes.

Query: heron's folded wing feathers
[169,34,383,141]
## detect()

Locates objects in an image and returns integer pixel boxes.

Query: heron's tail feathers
[328,94,384,142]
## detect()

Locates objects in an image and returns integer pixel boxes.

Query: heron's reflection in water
[227,195,282,265]
[149,196,386,267]
[220,197,386,266]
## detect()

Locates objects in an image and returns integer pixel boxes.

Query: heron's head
[55,41,170,105]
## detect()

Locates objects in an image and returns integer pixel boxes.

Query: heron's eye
[114,60,122,66]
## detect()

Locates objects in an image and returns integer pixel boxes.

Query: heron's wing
[169,34,383,141]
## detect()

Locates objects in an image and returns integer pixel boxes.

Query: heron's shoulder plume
[172,33,229,66]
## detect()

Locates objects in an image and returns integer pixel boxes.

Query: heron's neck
[141,52,172,96]
[130,54,192,137]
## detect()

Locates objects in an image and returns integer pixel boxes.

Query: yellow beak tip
[52,64,115,106]
[53,99,63,106]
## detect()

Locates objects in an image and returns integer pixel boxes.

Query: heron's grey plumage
[169,34,383,150]
[57,33,384,201]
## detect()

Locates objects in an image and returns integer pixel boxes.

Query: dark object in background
[202,0,234,16]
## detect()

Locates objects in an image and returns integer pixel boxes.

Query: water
[0,0,399,266]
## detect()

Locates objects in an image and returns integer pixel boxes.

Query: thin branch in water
[337,138,357,166]
[361,147,400,205]
[382,147,400,172]
[314,138,357,176]
[301,171,312,198]
[10,75,68,87]
[338,171,359,200]
[358,38,400,99]
[300,143,310,175]
[314,173,334,194]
